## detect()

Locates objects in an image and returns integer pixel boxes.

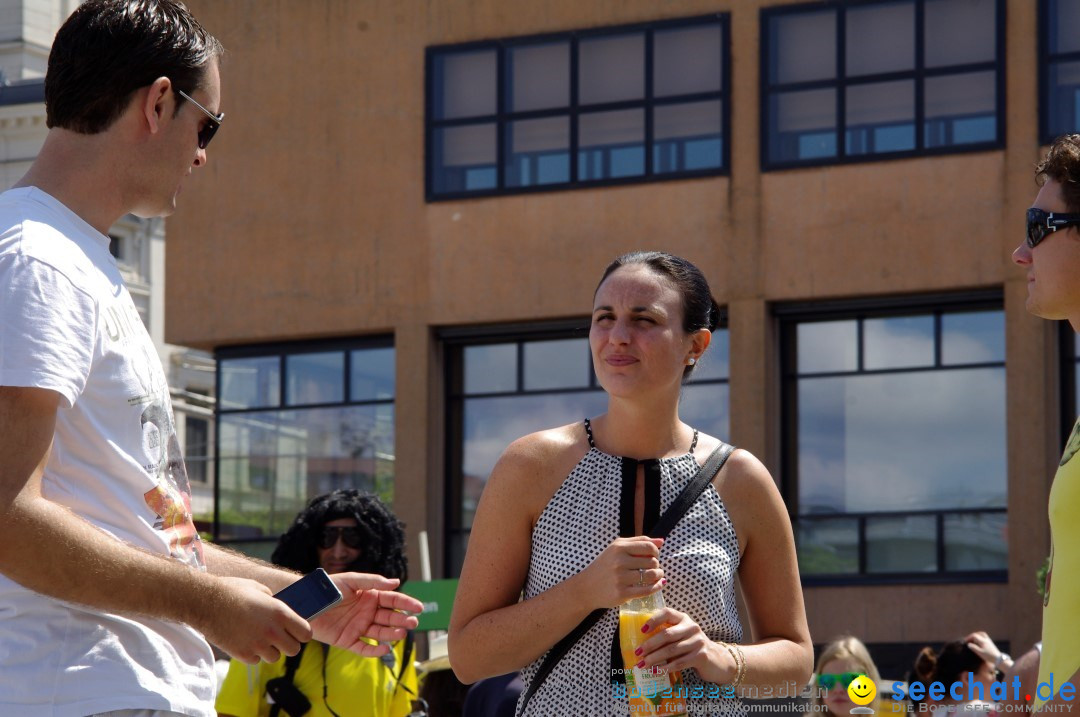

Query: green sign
[400,579,459,632]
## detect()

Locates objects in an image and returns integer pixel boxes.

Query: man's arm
[0,385,310,663]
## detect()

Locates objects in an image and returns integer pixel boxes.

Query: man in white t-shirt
[0,2,422,716]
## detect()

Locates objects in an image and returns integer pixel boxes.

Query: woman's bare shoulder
[487,422,592,506]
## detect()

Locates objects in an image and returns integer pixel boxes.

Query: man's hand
[200,577,312,664]
[310,573,423,656]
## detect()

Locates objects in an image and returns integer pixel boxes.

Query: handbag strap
[518,441,735,713]
[268,643,307,717]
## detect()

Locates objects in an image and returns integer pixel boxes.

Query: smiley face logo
[847,675,876,706]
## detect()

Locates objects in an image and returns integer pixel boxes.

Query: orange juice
[618,594,687,716]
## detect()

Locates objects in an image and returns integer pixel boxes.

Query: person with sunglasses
[0,3,420,716]
[1012,134,1080,715]
[807,636,882,717]
[217,490,420,717]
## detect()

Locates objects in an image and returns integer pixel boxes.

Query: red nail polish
[637,660,646,669]
[634,647,642,656]
[662,578,668,585]
[641,624,650,633]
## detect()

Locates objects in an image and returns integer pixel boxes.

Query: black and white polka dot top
[515,419,745,717]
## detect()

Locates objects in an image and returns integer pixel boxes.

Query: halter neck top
[515,420,745,717]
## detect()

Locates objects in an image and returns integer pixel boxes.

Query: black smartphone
[273,568,343,620]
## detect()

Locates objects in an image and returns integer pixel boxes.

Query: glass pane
[797,518,858,575]
[654,24,722,97]
[863,315,934,370]
[286,352,344,406]
[653,101,722,174]
[679,382,730,443]
[797,320,857,374]
[464,343,517,395]
[220,356,280,410]
[797,368,1006,515]
[505,116,570,188]
[523,338,590,391]
[925,72,997,148]
[769,89,837,163]
[846,1,915,77]
[351,346,395,401]
[433,50,497,120]
[1046,61,1080,139]
[578,109,645,180]
[769,10,836,84]
[432,123,497,194]
[509,42,570,112]
[866,515,936,573]
[925,0,996,68]
[579,33,644,105]
[944,512,1007,570]
[461,391,608,526]
[1050,0,1080,55]
[941,311,1004,365]
[217,405,395,539]
[689,327,729,381]
[845,81,915,156]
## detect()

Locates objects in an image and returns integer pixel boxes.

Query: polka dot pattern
[515,423,746,717]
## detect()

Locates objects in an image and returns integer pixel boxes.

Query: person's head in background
[912,640,996,703]
[810,636,882,717]
[271,489,407,581]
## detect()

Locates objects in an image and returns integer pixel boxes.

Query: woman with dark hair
[217,490,419,717]
[910,632,1007,717]
[449,252,813,716]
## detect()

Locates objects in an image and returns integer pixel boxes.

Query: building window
[779,295,1006,583]
[427,14,729,200]
[215,340,395,557]
[1041,0,1080,142]
[185,415,210,484]
[762,0,1004,169]
[443,320,730,575]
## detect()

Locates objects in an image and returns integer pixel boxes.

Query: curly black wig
[270,489,408,583]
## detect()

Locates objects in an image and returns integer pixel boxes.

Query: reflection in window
[763,0,1003,168]
[428,15,728,198]
[783,302,1007,580]
[214,341,394,553]
[1042,0,1080,141]
[446,324,730,574]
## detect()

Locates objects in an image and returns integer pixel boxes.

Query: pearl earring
[687,357,697,366]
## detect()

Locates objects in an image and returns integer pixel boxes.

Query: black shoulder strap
[518,442,735,713]
[269,644,307,717]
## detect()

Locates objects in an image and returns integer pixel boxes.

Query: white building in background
[0,0,216,520]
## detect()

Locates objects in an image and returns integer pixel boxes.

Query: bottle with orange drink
[618,590,687,715]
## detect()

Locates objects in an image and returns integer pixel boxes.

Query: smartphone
[273,568,343,620]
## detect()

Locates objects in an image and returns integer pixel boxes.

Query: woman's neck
[592,395,691,459]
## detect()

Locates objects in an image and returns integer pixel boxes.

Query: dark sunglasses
[319,526,363,550]
[1026,207,1080,248]
[176,87,224,150]
[817,672,862,690]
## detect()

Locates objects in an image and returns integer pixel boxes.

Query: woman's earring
[687,357,697,366]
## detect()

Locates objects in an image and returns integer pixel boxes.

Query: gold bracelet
[732,643,747,689]
[718,641,741,687]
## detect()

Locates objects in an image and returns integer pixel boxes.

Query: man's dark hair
[594,251,722,379]
[271,490,408,582]
[1037,134,1080,214]
[45,0,223,133]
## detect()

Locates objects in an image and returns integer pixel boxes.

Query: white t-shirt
[0,187,215,717]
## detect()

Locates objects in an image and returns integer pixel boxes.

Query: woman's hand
[635,607,737,685]
[576,536,665,610]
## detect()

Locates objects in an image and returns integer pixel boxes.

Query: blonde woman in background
[808,636,882,717]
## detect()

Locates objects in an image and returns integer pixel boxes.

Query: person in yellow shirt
[1012,134,1080,712]
[217,490,420,717]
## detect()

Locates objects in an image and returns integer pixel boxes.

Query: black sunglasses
[319,526,363,550]
[176,88,224,149]
[1026,207,1080,248]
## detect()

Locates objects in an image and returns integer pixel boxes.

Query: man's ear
[141,76,172,136]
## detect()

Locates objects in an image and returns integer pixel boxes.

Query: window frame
[212,336,395,549]
[1039,0,1080,144]
[441,315,730,576]
[425,13,731,201]
[760,0,1006,172]
[777,290,1008,586]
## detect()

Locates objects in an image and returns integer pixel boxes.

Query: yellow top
[215,639,418,717]
[1036,418,1080,711]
